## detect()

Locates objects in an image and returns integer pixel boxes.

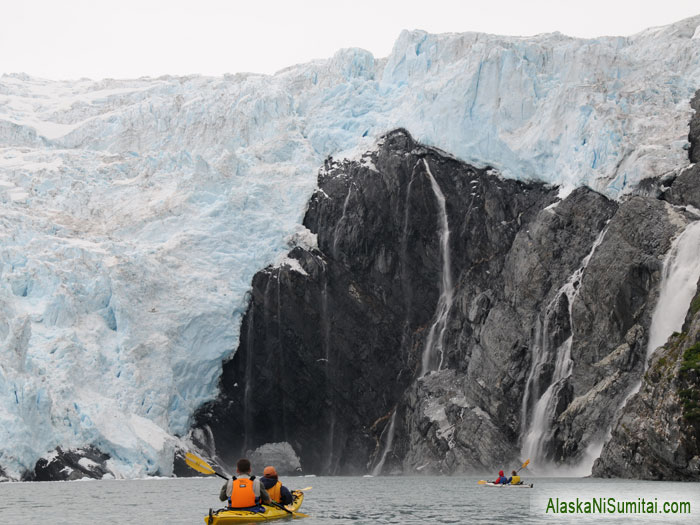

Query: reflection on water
[0,476,697,524]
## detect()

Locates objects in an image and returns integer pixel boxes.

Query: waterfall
[332,183,353,259]
[275,268,288,445]
[420,159,454,376]
[372,410,397,476]
[242,305,255,454]
[520,227,608,467]
[369,168,415,476]
[603,219,700,439]
[321,273,337,474]
[399,168,418,352]
[645,220,700,359]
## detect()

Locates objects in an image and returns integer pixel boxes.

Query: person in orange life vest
[260,466,293,505]
[492,470,509,484]
[219,458,271,510]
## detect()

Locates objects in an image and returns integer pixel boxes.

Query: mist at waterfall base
[1,477,698,524]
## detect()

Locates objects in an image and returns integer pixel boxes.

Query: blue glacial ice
[0,15,699,478]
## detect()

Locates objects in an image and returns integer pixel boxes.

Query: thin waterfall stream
[520,227,608,469]
[420,158,454,377]
[371,410,398,476]
[321,272,337,474]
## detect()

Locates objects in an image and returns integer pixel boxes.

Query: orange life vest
[266,480,282,503]
[229,477,256,508]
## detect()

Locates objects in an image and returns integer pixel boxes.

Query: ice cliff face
[1,15,700,479]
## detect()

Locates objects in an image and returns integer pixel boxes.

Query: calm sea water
[0,476,698,524]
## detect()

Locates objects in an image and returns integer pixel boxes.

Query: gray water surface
[1,476,698,524]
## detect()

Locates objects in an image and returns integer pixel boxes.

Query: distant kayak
[204,491,304,523]
[481,482,534,488]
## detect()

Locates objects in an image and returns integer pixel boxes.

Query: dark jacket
[260,475,293,505]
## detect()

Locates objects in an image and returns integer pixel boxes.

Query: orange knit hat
[263,466,278,477]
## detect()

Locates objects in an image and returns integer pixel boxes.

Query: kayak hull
[483,482,534,488]
[204,491,304,523]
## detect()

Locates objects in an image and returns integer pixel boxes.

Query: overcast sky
[2,0,699,80]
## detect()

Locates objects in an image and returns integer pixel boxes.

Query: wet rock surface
[195,129,556,473]
[195,124,700,478]
[663,89,700,210]
[23,446,111,481]
[593,283,700,480]
[661,164,700,211]
[689,89,700,164]
[248,442,302,476]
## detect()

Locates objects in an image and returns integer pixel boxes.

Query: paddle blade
[522,459,530,469]
[298,486,312,491]
[185,452,216,475]
[477,480,486,485]
[292,512,309,518]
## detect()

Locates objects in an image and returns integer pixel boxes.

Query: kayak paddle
[477,458,530,484]
[516,458,530,473]
[268,499,309,519]
[185,452,228,480]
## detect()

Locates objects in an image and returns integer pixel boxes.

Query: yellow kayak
[204,491,304,523]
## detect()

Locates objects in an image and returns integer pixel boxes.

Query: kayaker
[219,458,271,510]
[510,470,522,485]
[260,465,293,505]
[493,470,509,484]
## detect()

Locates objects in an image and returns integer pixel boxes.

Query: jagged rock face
[662,89,700,209]
[195,128,697,476]
[393,188,619,473]
[593,284,700,480]
[247,442,302,476]
[395,192,686,473]
[547,198,685,464]
[661,164,700,211]
[588,87,700,479]
[689,90,700,164]
[195,130,558,473]
[23,447,111,481]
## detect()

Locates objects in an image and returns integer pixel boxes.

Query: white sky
[1,0,699,80]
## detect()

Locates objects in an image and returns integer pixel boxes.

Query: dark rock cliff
[195,130,558,473]
[194,124,700,477]
[22,446,112,481]
[661,89,700,209]
[592,91,700,480]
[592,283,700,480]
[689,90,700,164]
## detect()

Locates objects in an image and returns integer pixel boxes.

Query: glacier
[1,15,700,478]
